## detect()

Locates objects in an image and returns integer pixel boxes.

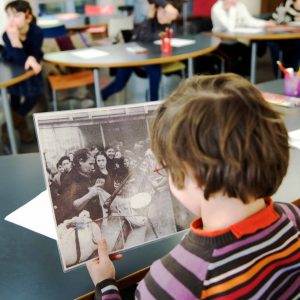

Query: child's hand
[265,20,276,28]
[6,23,22,47]
[164,4,179,20]
[87,240,121,286]
[24,56,42,74]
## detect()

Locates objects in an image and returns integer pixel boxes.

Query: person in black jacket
[101,3,181,101]
[2,0,44,145]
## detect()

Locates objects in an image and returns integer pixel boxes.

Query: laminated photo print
[34,102,194,271]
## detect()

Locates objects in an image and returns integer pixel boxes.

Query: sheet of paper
[154,38,195,47]
[5,190,57,240]
[231,27,264,34]
[289,129,300,149]
[71,48,109,59]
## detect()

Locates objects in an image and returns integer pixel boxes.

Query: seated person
[87,73,300,299]
[101,1,181,102]
[269,0,300,74]
[211,0,274,75]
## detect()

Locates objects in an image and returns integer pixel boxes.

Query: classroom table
[44,34,220,107]
[1,80,299,300]
[211,27,300,84]
[0,60,35,154]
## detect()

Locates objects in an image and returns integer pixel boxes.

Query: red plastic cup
[161,37,172,54]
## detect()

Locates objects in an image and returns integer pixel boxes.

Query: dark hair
[73,149,93,170]
[57,155,70,168]
[5,1,36,24]
[105,145,115,152]
[151,73,289,203]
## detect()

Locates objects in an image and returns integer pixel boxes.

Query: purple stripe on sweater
[278,276,300,300]
[277,204,297,228]
[214,215,286,256]
[252,262,300,299]
[170,244,208,281]
[102,292,122,300]
[150,260,198,300]
[136,279,156,300]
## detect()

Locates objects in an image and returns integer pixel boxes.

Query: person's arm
[211,2,238,32]
[238,3,268,28]
[2,25,44,71]
[87,240,122,300]
[73,184,103,211]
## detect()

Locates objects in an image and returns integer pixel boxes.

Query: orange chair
[48,71,95,111]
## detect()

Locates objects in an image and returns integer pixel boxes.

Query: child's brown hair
[151,73,289,203]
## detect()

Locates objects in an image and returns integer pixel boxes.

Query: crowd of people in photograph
[46,140,165,225]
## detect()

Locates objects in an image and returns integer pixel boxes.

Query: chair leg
[52,90,58,111]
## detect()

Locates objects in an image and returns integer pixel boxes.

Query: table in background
[0,60,35,154]
[257,79,300,203]
[212,28,300,84]
[44,34,220,107]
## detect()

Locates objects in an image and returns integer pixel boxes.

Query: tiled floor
[0,49,275,156]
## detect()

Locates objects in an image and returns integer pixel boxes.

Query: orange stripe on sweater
[201,242,300,298]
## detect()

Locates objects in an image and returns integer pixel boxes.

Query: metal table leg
[1,88,17,154]
[93,68,104,108]
[188,58,194,78]
[250,41,257,84]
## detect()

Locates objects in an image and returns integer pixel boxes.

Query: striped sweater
[95,200,300,299]
[272,0,300,24]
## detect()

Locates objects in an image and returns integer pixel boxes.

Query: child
[2,0,44,145]
[87,73,300,299]
[101,1,181,102]
[211,0,275,75]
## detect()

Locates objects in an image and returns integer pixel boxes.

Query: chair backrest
[42,24,68,38]
[193,0,217,17]
[108,15,134,39]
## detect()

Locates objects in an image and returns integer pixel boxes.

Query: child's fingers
[97,239,109,259]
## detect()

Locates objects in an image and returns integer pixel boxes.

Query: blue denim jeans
[102,65,161,101]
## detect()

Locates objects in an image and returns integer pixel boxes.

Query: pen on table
[276,60,289,77]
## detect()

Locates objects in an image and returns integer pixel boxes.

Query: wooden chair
[75,266,150,300]
[48,71,95,111]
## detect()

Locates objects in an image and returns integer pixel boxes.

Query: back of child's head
[5,0,36,23]
[151,73,289,203]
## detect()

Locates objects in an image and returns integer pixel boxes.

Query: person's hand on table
[87,240,123,286]
[24,56,42,74]
[265,20,276,28]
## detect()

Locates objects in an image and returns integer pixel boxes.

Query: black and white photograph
[34,103,193,271]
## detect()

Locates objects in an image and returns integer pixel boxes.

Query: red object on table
[84,5,113,15]
[193,0,217,17]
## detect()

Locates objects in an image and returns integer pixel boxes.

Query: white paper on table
[230,27,264,34]
[4,190,57,240]
[154,38,195,47]
[71,48,109,59]
[289,129,300,149]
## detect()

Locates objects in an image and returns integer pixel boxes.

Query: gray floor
[0,49,275,156]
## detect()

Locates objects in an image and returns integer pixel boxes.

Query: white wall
[0,1,8,45]
[241,0,261,15]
